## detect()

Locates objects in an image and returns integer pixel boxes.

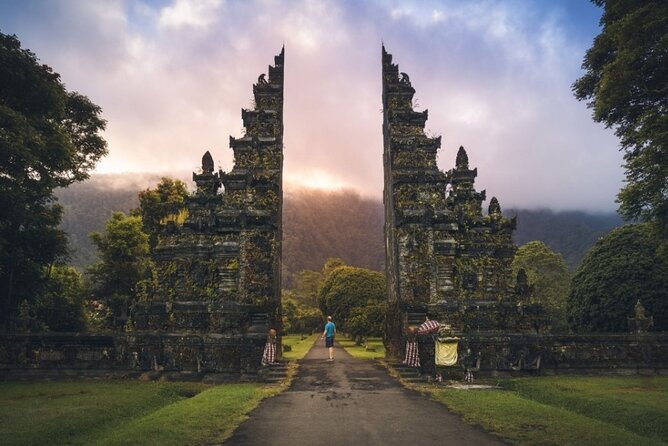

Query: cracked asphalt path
[224,340,504,446]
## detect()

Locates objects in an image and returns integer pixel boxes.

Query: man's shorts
[325,336,334,348]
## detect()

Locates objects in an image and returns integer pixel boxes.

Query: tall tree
[573,1,668,233]
[0,32,107,329]
[291,269,323,307]
[512,241,571,332]
[87,212,151,329]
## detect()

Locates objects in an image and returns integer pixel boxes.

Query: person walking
[321,316,336,361]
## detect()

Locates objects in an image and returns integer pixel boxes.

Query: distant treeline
[56,175,623,283]
[509,209,623,270]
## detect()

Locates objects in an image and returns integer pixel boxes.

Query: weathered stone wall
[416,332,668,377]
[3,332,666,380]
[0,332,266,381]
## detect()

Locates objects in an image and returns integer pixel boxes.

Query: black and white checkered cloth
[404,341,420,368]
[262,342,276,365]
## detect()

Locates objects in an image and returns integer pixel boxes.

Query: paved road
[224,340,505,446]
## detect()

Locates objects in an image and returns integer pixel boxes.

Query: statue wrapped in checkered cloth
[403,325,420,368]
[262,328,278,365]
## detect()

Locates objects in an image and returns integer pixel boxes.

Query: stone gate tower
[382,47,538,358]
[132,49,284,376]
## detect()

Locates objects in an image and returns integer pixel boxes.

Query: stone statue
[629,299,653,333]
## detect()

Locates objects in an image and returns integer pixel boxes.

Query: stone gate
[381,46,667,376]
[0,49,285,381]
[134,48,284,337]
[382,46,540,359]
[1,46,667,380]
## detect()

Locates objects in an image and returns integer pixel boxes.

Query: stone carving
[628,299,653,333]
[382,46,543,359]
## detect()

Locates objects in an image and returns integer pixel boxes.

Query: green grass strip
[0,380,208,446]
[433,387,666,446]
[502,376,668,443]
[92,383,270,446]
[339,337,385,359]
[282,333,319,360]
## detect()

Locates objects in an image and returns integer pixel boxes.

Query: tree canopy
[0,32,107,329]
[573,1,668,233]
[34,265,86,332]
[290,269,323,307]
[281,291,322,334]
[317,265,386,333]
[87,212,151,329]
[131,177,189,249]
[568,224,668,332]
[512,241,571,332]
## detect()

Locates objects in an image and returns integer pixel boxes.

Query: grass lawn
[339,336,385,359]
[281,333,319,360]
[0,380,277,446]
[429,375,668,446]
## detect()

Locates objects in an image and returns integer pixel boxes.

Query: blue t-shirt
[325,321,336,338]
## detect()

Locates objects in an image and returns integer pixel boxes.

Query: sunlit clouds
[158,0,222,30]
[0,0,623,211]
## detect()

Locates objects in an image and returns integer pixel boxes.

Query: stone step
[265,365,289,370]
[386,362,428,384]
[402,376,427,383]
[259,361,291,383]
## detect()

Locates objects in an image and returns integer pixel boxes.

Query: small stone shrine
[382,46,542,360]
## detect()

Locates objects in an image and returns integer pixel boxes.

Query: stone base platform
[412,332,668,377]
[0,331,269,382]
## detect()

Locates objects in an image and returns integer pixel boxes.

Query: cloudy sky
[1,0,623,211]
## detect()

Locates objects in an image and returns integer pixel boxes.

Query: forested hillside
[56,175,622,282]
[509,209,622,270]
[282,189,385,286]
[56,174,170,268]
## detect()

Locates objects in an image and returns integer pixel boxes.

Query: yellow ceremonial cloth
[435,338,459,366]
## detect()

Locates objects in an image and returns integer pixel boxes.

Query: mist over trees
[55,178,623,284]
[510,209,622,270]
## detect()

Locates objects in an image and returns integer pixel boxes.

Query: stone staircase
[259,360,290,384]
[387,361,428,384]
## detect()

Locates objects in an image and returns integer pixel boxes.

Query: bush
[568,224,668,332]
[33,266,86,332]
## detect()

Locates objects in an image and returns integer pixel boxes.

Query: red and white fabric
[262,342,276,365]
[417,319,440,334]
[404,341,420,368]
